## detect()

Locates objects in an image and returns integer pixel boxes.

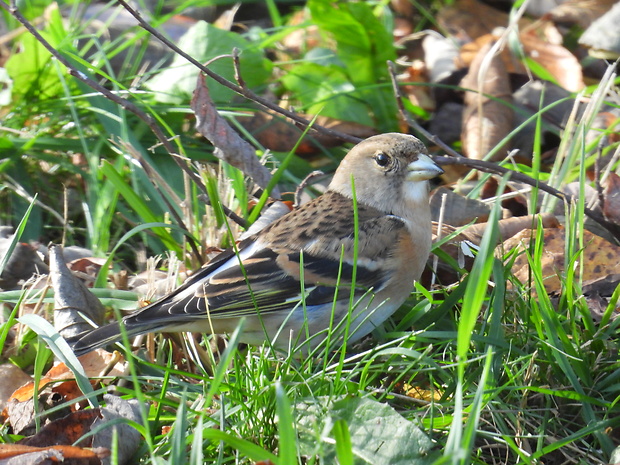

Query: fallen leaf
[0,364,31,412]
[426,214,560,287]
[438,0,530,42]
[549,0,617,29]
[430,187,491,226]
[8,351,126,408]
[191,74,278,196]
[22,410,101,447]
[50,245,105,339]
[0,238,48,290]
[603,173,620,225]
[461,41,513,160]
[91,395,143,465]
[0,443,106,464]
[500,226,620,293]
[520,27,585,92]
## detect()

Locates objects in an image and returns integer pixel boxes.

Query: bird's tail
[67,319,165,356]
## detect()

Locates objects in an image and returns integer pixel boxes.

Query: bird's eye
[374,152,390,167]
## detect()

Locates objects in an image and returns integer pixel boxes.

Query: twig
[387,60,620,242]
[387,61,460,158]
[115,0,360,144]
[294,170,325,208]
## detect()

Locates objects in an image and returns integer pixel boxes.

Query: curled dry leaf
[430,187,491,226]
[50,245,105,339]
[437,0,530,42]
[91,394,143,465]
[500,226,620,294]
[603,172,620,226]
[191,74,279,197]
[8,350,126,411]
[0,443,106,464]
[21,410,102,448]
[460,41,513,161]
[550,0,617,30]
[0,237,48,290]
[520,28,585,92]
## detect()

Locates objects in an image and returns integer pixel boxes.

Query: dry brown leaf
[401,61,435,111]
[520,27,585,92]
[460,41,513,161]
[458,33,524,73]
[582,274,620,321]
[603,172,620,225]
[438,0,530,42]
[91,395,143,465]
[401,383,442,402]
[191,75,278,195]
[0,443,106,463]
[22,410,102,448]
[50,245,105,339]
[501,226,620,293]
[0,364,31,412]
[0,238,48,290]
[430,187,491,226]
[8,351,126,407]
[548,0,617,29]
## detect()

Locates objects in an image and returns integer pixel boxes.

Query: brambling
[70,133,443,355]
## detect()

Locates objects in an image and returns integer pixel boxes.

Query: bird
[69,133,443,356]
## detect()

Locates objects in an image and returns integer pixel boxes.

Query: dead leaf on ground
[581,273,620,322]
[91,395,143,465]
[0,364,31,412]
[430,187,491,226]
[460,41,513,161]
[500,226,620,294]
[50,245,105,339]
[0,443,106,464]
[422,32,459,83]
[0,237,48,290]
[191,74,279,196]
[458,33,524,73]
[8,350,126,410]
[438,0,530,42]
[520,27,585,92]
[548,0,617,29]
[603,173,620,225]
[22,410,102,448]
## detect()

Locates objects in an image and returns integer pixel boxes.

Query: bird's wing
[127,214,409,325]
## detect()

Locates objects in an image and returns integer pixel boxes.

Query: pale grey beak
[407,154,444,181]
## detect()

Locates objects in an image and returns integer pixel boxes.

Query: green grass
[0,0,619,464]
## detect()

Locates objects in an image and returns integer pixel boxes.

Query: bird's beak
[407,154,444,181]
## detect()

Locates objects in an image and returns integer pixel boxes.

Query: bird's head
[328,133,444,214]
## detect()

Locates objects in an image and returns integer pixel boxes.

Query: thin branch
[115,0,360,144]
[388,60,461,158]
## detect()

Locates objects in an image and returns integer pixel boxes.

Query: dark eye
[374,152,390,167]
